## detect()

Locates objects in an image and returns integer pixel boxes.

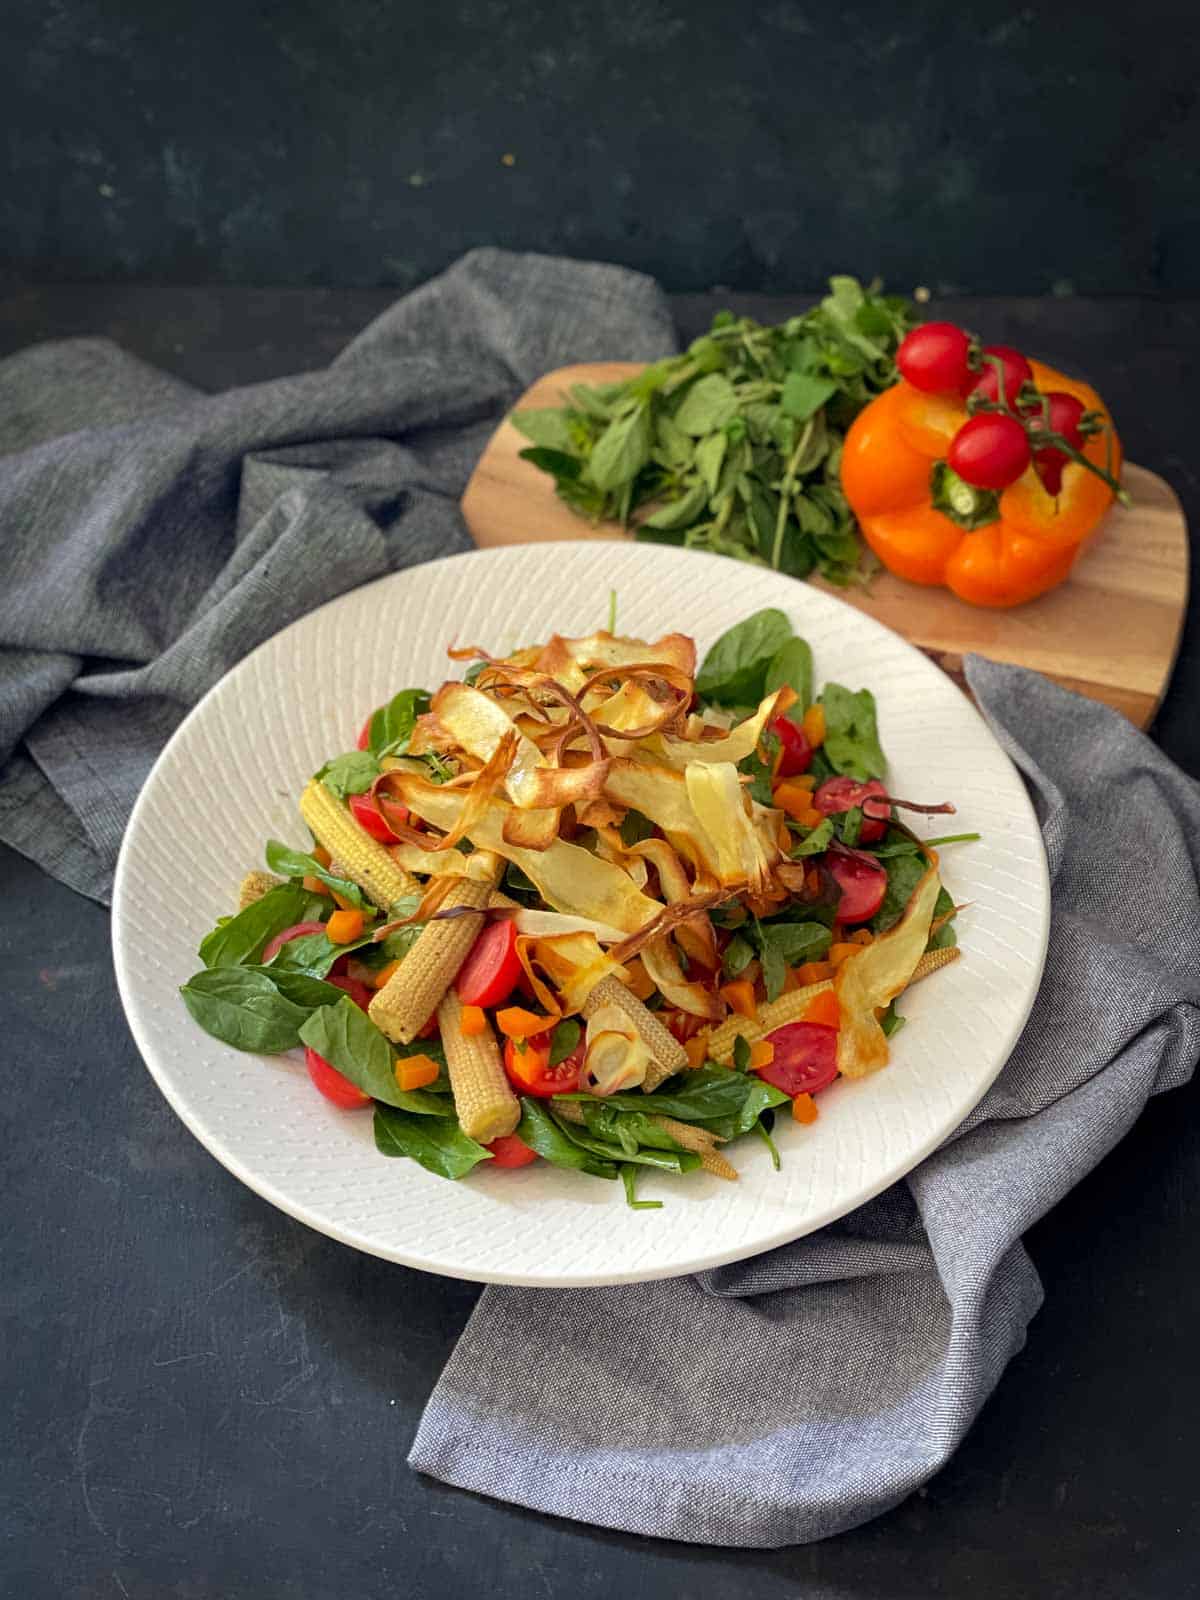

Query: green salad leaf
[198,883,316,969]
[298,996,443,1112]
[180,966,345,1052]
[314,750,381,801]
[763,636,814,712]
[696,609,794,706]
[367,688,431,759]
[821,684,887,781]
[516,1098,618,1179]
[265,839,370,913]
[373,1104,492,1179]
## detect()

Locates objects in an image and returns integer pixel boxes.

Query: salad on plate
[182,608,971,1207]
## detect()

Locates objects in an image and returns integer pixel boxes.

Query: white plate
[113,543,1048,1287]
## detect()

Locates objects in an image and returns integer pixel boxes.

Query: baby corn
[582,975,687,1092]
[648,1115,739,1181]
[437,989,520,1144]
[369,859,501,1044]
[238,870,280,911]
[299,778,420,913]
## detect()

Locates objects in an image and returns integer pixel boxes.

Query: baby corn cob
[706,947,961,1063]
[369,860,501,1044]
[648,1115,739,1181]
[298,778,420,913]
[582,975,687,1092]
[437,989,520,1144]
[238,870,280,911]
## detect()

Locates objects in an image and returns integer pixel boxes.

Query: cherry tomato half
[503,1030,585,1097]
[948,412,1031,491]
[824,848,887,923]
[965,344,1033,406]
[456,917,522,1008]
[769,714,813,778]
[813,776,889,844]
[305,1045,372,1109]
[757,1021,839,1097]
[328,974,373,1012]
[261,920,327,965]
[663,1006,709,1045]
[348,789,396,842]
[356,715,372,752]
[896,323,973,396]
[486,1132,539,1168]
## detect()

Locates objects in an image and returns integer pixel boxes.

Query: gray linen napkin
[408,660,1200,1545]
[4,252,1196,1547]
[0,248,675,901]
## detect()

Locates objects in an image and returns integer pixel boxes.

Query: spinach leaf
[788,816,834,857]
[821,684,887,781]
[621,1166,663,1210]
[732,1034,752,1072]
[265,839,369,913]
[879,998,906,1038]
[298,996,437,1110]
[548,1018,581,1067]
[267,929,374,978]
[751,917,832,1000]
[696,609,794,706]
[568,1065,789,1126]
[373,1104,492,1179]
[573,1102,689,1153]
[180,966,343,1053]
[588,404,652,493]
[550,1110,701,1174]
[674,373,738,435]
[764,636,813,712]
[368,688,430,759]
[314,749,381,801]
[198,883,313,969]
[721,931,756,978]
[870,850,929,934]
[697,1077,794,1140]
[927,886,958,951]
[739,745,776,807]
[517,1099,618,1179]
[837,805,864,847]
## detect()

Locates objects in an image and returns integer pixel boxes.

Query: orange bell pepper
[841,360,1122,607]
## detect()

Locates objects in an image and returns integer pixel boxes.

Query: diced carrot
[749,1039,774,1069]
[773,780,818,822]
[373,959,401,990]
[802,704,826,748]
[330,889,358,912]
[624,958,656,1002]
[797,806,825,830]
[302,874,330,897]
[459,1004,487,1036]
[802,989,841,1029]
[683,1035,709,1069]
[495,1005,553,1040]
[828,942,862,967]
[395,1053,440,1091]
[327,908,365,944]
[792,1092,819,1124]
[312,845,333,869]
[794,960,835,985]
[719,979,757,1019]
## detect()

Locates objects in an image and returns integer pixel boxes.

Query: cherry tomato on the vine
[896,323,973,396]
[965,344,1033,406]
[947,412,1031,490]
[1024,390,1088,496]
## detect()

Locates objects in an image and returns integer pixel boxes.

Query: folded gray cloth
[5,251,1197,1548]
[0,248,675,901]
[409,660,1200,1545]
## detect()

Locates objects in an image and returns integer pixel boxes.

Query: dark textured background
[4,0,1199,294]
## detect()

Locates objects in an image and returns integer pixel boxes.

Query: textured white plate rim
[113,542,1049,1288]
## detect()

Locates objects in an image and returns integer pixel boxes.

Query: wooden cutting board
[463,362,1189,727]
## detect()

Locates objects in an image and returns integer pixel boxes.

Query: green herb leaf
[641,480,708,531]
[519,446,583,479]
[696,608,794,706]
[181,966,344,1053]
[764,637,813,713]
[674,373,738,435]
[755,918,833,968]
[721,932,756,978]
[838,805,864,847]
[198,883,314,969]
[694,431,728,495]
[314,750,381,801]
[373,1103,493,1179]
[368,689,431,758]
[511,407,575,452]
[821,683,887,781]
[588,404,652,493]
[548,1018,582,1067]
[780,370,837,421]
[788,816,835,857]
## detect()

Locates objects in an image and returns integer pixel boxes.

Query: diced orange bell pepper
[719,979,757,1019]
[496,1005,553,1040]
[794,960,835,985]
[395,1053,440,1091]
[302,874,330,897]
[372,959,401,990]
[683,1035,709,1069]
[312,845,333,869]
[792,1092,819,1124]
[802,705,826,748]
[326,908,365,944]
[749,1039,775,1070]
[773,780,819,822]
[802,989,841,1028]
[828,942,862,967]
[459,1004,487,1036]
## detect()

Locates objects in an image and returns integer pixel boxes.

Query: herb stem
[771,418,815,569]
[923,832,982,846]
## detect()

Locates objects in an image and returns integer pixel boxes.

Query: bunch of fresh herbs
[512,277,914,586]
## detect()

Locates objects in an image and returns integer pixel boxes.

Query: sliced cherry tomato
[758,1021,839,1097]
[825,848,887,924]
[356,715,373,752]
[965,344,1033,405]
[813,776,889,844]
[896,323,972,396]
[769,714,813,778]
[305,1045,371,1109]
[416,1013,441,1040]
[1024,390,1087,496]
[948,412,1031,491]
[328,974,373,1012]
[261,920,327,965]
[455,917,522,1008]
[348,789,396,842]
[502,1030,584,1097]
[486,1132,539,1168]
[663,1006,709,1044]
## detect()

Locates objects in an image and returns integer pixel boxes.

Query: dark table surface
[3,287,1198,1600]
